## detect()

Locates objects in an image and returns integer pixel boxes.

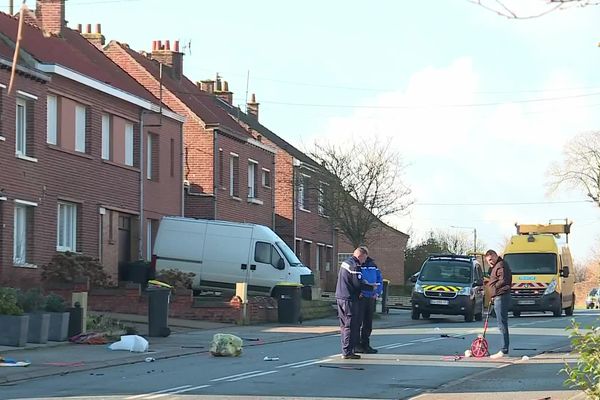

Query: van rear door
[201,223,252,290]
[154,219,207,281]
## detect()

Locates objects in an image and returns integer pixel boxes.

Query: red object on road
[470,300,493,358]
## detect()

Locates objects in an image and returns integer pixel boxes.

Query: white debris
[464,350,472,358]
[521,355,530,361]
[108,335,149,353]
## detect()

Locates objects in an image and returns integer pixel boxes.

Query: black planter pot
[0,314,29,347]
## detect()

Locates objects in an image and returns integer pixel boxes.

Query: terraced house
[103,40,276,227]
[0,0,184,287]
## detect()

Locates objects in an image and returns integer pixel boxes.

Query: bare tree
[309,139,412,248]
[434,230,486,255]
[547,131,600,207]
[469,0,599,19]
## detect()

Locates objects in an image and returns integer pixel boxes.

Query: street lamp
[451,226,477,254]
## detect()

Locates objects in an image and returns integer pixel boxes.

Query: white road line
[276,359,319,368]
[376,342,407,349]
[147,385,211,399]
[125,385,192,399]
[227,370,278,382]
[210,370,263,382]
[290,359,330,368]
[386,343,414,349]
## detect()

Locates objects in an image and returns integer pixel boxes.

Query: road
[1,309,597,400]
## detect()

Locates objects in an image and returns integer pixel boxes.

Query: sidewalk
[0,311,351,385]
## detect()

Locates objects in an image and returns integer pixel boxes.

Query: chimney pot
[174,40,180,52]
[157,40,162,50]
[152,40,157,51]
[85,23,91,34]
[223,81,229,92]
[247,93,259,119]
[165,40,170,51]
[77,23,82,32]
[96,24,101,34]
[251,93,256,103]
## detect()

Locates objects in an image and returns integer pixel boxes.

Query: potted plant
[0,287,29,347]
[45,293,70,341]
[18,288,50,344]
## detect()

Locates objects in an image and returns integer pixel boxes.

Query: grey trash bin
[147,287,171,337]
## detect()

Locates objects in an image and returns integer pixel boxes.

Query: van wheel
[553,302,563,317]
[421,312,430,319]
[411,308,420,320]
[565,295,574,316]
[513,311,521,317]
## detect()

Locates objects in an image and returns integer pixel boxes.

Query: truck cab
[505,222,575,317]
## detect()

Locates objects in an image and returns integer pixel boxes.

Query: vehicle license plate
[430,299,449,305]
[518,300,535,305]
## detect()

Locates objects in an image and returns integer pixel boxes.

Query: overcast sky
[52,0,600,261]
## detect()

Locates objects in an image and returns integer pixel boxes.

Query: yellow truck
[503,222,575,317]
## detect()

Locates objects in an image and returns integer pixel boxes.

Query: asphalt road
[1,309,598,400]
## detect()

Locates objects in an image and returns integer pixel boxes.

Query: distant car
[586,288,599,309]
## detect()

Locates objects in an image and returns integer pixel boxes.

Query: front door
[118,215,132,273]
[249,241,286,294]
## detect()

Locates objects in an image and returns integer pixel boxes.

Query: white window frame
[57,202,77,252]
[337,252,353,267]
[13,204,27,265]
[248,160,257,199]
[261,168,271,188]
[318,181,329,216]
[101,114,110,160]
[47,95,58,145]
[229,153,239,197]
[124,123,134,166]
[146,133,153,180]
[298,173,310,211]
[75,105,86,153]
[16,97,27,156]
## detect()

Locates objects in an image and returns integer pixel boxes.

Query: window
[124,123,134,166]
[146,133,152,179]
[254,241,284,269]
[337,252,353,267]
[57,202,77,252]
[218,149,224,187]
[13,204,30,265]
[248,160,257,198]
[147,133,159,180]
[0,86,4,138]
[298,174,310,210]
[16,97,27,155]
[262,168,271,188]
[47,95,58,145]
[318,181,328,216]
[101,114,111,160]
[229,153,239,197]
[75,105,86,153]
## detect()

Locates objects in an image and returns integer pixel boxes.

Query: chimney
[151,39,184,80]
[81,23,106,49]
[247,93,259,120]
[35,0,66,37]
[198,80,215,94]
[215,78,233,104]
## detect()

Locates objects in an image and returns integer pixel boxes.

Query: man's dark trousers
[493,292,511,353]
[358,296,376,348]
[337,298,360,356]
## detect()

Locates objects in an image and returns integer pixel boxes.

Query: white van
[151,217,314,296]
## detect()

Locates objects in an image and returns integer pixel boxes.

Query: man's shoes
[355,345,378,354]
[341,353,361,360]
[489,351,506,359]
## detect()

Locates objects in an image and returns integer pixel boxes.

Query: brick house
[214,96,338,291]
[0,0,184,287]
[103,41,276,227]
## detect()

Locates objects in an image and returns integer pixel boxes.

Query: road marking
[147,385,211,399]
[385,343,414,349]
[210,370,263,382]
[125,385,193,399]
[227,370,278,381]
[290,359,330,368]
[276,359,319,368]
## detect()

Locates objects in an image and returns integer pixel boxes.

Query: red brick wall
[338,223,409,286]
[0,69,183,287]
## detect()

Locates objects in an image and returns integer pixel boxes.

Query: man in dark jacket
[335,246,369,359]
[485,249,512,358]
[355,256,383,354]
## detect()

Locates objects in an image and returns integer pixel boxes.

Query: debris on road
[210,333,243,357]
[181,345,205,349]
[464,350,472,357]
[513,348,537,351]
[263,356,279,361]
[319,364,365,371]
[108,335,149,353]
[521,355,530,361]
[0,357,30,367]
[145,357,156,362]
[242,337,261,341]
[69,332,109,345]
[440,334,465,340]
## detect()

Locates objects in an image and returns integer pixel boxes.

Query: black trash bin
[147,287,171,337]
[276,285,302,324]
[67,303,84,338]
[381,279,390,314]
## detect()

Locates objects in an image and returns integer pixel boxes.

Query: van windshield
[276,241,303,267]
[419,261,472,284]
[503,253,557,274]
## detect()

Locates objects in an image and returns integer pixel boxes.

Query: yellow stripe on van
[422,285,460,292]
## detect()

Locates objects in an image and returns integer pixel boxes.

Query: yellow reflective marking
[422,285,461,292]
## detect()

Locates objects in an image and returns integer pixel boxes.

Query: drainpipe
[271,154,276,230]
[180,122,184,216]
[138,110,146,261]
[292,158,297,253]
[213,129,218,219]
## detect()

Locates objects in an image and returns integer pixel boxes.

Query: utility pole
[451,225,477,254]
